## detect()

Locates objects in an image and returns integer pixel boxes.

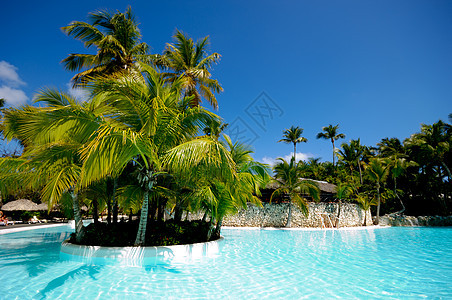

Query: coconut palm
[337,139,365,184]
[316,124,345,166]
[79,66,227,245]
[203,119,228,140]
[406,120,451,180]
[0,90,107,242]
[278,126,308,163]
[365,158,390,224]
[335,182,354,228]
[61,7,150,87]
[271,158,320,227]
[355,193,376,226]
[156,30,223,109]
[377,137,417,213]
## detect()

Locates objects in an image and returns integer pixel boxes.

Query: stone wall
[379,214,452,227]
[188,202,373,228]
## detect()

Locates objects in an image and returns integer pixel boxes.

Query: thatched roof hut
[36,203,49,211]
[265,179,337,194]
[1,199,48,211]
[262,178,337,202]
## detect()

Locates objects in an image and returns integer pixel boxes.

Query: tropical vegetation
[0,7,450,242]
[0,7,268,246]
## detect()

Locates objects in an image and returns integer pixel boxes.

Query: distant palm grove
[0,8,450,246]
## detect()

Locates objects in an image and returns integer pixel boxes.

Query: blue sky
[1,0,451,163]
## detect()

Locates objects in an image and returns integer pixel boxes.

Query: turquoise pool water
[0,226,451,299]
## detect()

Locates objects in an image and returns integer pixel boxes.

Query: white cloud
[0,61,25,87]
[0,61,28,106]
[261,152,313,166]
[0,86,29,106]
[66,82,89,102]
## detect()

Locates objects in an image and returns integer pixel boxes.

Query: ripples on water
[0,226,451,299]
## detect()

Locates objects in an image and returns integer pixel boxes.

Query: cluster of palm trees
[277,117,452,225]
[0,8,268,245]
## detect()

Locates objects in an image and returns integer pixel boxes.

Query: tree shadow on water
[0,233,72,277]
[34,265,102,299]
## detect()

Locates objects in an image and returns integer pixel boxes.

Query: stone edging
[60,237,224,266]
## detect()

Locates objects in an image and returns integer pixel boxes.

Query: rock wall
[187,202,373,228]
[379,214,452,227]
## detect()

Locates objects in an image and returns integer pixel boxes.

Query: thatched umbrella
[303,179,337,194]
[2,199,41,211]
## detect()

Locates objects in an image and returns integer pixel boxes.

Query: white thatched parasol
[1,199,46,211]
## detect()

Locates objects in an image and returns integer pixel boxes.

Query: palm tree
[80,67,228,245]
[278,126,307,163]
[365,158,389,224]
[61,7,150,87]
[355,193,377,226]
[406,120,451,180]
[337,139,365,184]
[377,137,416,213]
[316,124,345,166]
[1,90,106,242]
[156,30,223,109]
[335,182,353,228]
[203,119,228,140]
[271,158,320,227]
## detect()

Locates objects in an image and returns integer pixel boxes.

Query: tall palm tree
[337,139,365,184]
[156,30,223,109]
[80,67,227,245]
[61,7,150,87]
[377,137,416,213]
[278,126,307,163]
[271,158,319,227]
[406,120,451,180]
[365,158,389,224]
[316,124,345,166]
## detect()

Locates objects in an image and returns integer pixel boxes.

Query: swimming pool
[0,225,451,299]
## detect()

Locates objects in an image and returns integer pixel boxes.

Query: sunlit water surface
[0,226,451,299]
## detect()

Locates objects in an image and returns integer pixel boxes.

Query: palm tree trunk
[174,203,183,222]
[214,217,223,238]
[393,177,405,214]
[128,208,133,223]
[71,192,85,243]
[92,198,99,224]
[157,198,167,222]
[206,218,215,241]
[106,197,112,225]
[332,139,335,167]
[135,189,151,246]
[441,161,452,181]
[293,144,297,162]
[286,200,292,227]
[112,178,118,224]
[358,161,363,184]
[375,184,381,225]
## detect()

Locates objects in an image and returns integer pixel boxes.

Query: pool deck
[0,222,68,234]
